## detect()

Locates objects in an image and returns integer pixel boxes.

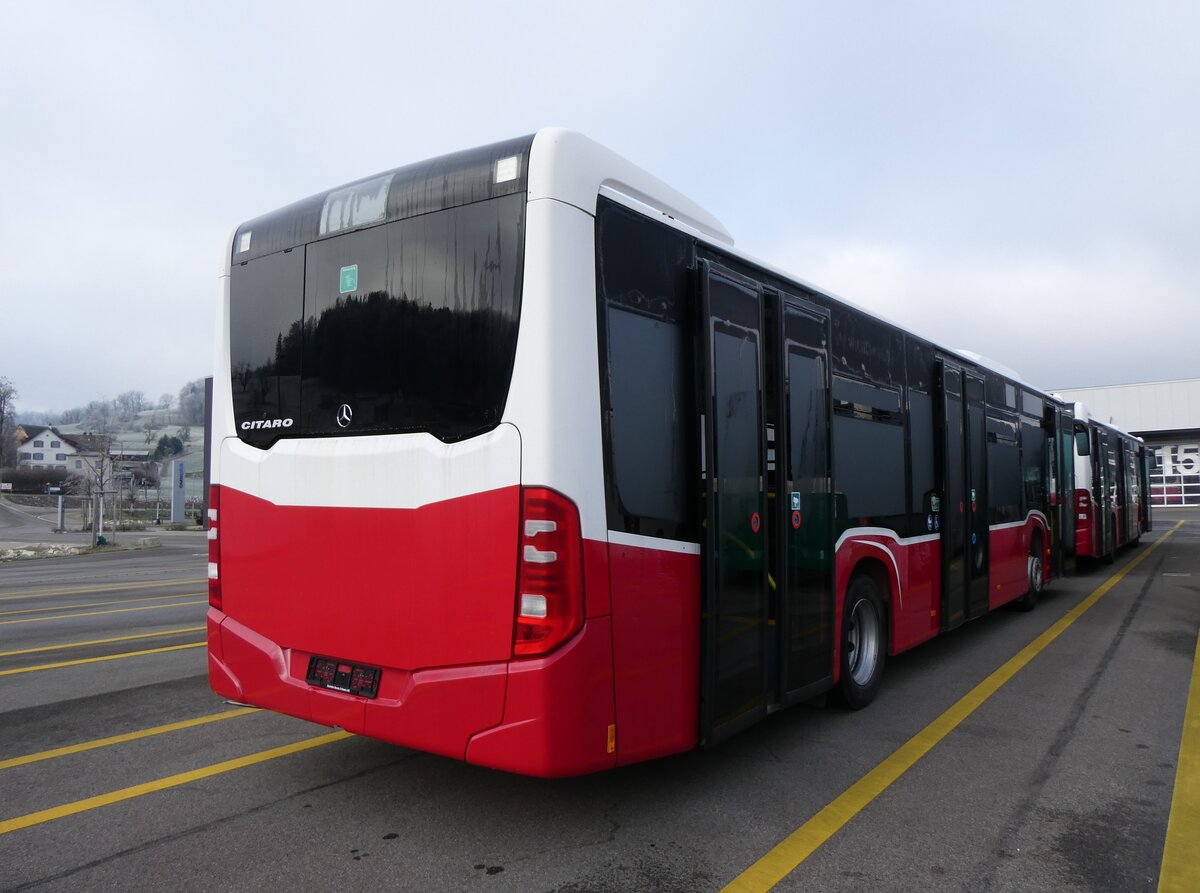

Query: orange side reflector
[607,724,616,754]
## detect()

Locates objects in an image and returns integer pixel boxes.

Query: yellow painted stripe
[0,591,203,616]
[0,642,205,676]
[0,578,201,601]
[0,627,206,657]
[0,707,258,771]
[0,730,353,835]
[1159,622,1200,892]
[0,600,206,626]
[722,521,1184,893]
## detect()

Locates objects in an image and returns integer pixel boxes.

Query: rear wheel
[1014,535,1043,612]
[834,574,886,709]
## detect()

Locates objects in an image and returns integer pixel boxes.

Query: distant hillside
[51,422,206,470]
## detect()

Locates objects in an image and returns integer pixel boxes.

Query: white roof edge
[524,132,1058,392]
[1072,401,1143,440]
[1050,376,1200,391]
[951,349,1038,390]
[527,128,733,246]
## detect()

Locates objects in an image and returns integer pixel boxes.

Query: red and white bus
[1071,404,1152,562]
[208,130,1079,776]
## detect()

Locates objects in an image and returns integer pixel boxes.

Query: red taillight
[513,487,583,658]
[207,485,221,610]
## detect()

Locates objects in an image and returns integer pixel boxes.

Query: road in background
[0,513,1195,892]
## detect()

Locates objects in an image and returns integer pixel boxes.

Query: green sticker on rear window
[339,265,358,294]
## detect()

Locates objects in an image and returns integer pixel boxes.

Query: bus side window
[1074,427,1091,456]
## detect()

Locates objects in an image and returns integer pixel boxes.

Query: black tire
[834,574,886,710]
[1014,536,1043,612]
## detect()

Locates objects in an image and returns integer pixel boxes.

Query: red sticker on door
[750,512,761,533]
[791,510,802,529]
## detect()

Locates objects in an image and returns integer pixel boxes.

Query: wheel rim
[1029,554,1043,593]
[846,597,881,686]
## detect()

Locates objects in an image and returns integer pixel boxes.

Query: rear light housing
[513,487,583,658]
[207,485,221,609]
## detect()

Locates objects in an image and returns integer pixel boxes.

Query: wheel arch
[838,554,896,658]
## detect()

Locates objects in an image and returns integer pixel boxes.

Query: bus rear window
[229,248,304,448]
[230,193,525,445]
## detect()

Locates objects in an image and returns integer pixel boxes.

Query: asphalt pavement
[0,511,1196,892]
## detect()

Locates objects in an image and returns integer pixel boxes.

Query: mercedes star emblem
[336,404,353,428]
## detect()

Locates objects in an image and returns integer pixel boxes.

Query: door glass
[711,318,765,726]
[785,346,832,686]
[966,385,989,616]
[943,368,966,625]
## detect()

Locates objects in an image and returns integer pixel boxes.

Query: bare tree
[115,390,148,422]
[0,377,16,469]
[84,399,115,433]
[177,379,206,427]
[76,434,119,545]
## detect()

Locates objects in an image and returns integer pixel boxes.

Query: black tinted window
[229,248,304,448]
[230,193,525,445]
[1022,422,1047,512]
[832,308,904,386]
[596,198,697,539]
[909,390,935,516]
[987,415,1021,523]
[832,377,905,527]
[607,308,689,523]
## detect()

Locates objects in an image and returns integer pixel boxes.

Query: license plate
[306,656,381,698]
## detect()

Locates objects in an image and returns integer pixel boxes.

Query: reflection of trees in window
[303,290,517,431]
[233,318,304,411]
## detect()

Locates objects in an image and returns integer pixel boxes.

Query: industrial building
[1052,378,1200,507]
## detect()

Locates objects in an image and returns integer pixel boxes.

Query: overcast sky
[2,1,1196,414]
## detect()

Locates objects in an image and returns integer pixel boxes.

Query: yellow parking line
[0,591,204,616]
[0,730,353,835]
[1159,625,1200,892]
[0,578,201,601]
[0,627,206,658]
[0,642,205,676]
[0,707,258,771]
[0,600,206,626]
[721,521,1183,893]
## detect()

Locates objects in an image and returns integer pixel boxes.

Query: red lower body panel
[987,524,1031,609]
[607,542,701,766]
[466,617,616,777]
[209,608,616,777]
[834,535,941,658]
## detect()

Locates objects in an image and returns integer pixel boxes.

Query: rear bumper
[208,609,616,777]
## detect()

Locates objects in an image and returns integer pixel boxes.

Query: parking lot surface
[0,513,1196,892]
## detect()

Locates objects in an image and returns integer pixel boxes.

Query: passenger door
[699,262,769,744]
[774,294,835,703]
[937,362,968,629]
[964,373,989,618]
[937,362,989,628]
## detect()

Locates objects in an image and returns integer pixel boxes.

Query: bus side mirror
[1074,430,1090,456]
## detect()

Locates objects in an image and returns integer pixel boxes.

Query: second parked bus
[1072,404,1152,562]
